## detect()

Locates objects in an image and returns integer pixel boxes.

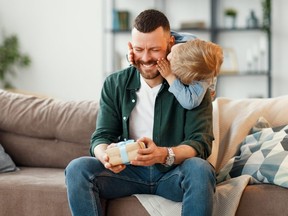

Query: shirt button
[132,99,135,103]
[123,116,127,120]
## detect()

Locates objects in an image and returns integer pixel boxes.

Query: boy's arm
[156,58,177,85]
[171,30,197,44]
[169,80,209,110]
[157,58,209,110]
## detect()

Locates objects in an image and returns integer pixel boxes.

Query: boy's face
[131,27,173,80]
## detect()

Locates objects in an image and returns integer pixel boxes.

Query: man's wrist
[163,147,175,167]
[161,147,168,164]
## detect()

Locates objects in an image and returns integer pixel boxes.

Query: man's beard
[134,59,160,79]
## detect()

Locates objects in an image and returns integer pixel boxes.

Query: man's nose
[141,50,152,62]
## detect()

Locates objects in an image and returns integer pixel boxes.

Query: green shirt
[90,66,214,172]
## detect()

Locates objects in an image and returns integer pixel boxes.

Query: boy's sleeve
[171,30,197,43]
[169,79,209,110]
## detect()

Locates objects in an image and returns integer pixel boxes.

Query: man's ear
[168,35,175,52]
[170,35,175,45]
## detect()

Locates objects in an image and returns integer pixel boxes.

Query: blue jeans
[65,156,216,216]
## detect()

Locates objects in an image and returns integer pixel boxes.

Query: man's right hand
[105,162,126,173]
[94,144,126,173]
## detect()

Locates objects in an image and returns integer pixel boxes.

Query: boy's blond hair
[170,39,223,85]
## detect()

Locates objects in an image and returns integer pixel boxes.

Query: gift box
[106,140,146,166]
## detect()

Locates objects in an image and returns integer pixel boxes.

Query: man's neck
[143,75,164,88]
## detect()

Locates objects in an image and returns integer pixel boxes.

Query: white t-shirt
[129,76,162,140]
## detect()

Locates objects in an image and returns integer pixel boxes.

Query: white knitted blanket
[135,175,252,216]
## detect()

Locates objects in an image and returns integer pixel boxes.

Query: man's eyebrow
[133,46,162,49]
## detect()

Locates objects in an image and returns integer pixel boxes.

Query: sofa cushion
[217,123,288,188]
[0,167,71,216]
[236,184,288,216]
[0,90,98,144]
[107,196,150,216]
[0,90,98,168]
[0,144,17,173]
[209,95,288,173]
[0,131,89,168]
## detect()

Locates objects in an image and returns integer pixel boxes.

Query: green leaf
[0,34,31,89]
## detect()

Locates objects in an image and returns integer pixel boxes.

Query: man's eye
[134,49,142,52]
[152,49,160,52]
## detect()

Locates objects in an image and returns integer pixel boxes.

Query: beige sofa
[0,89,287,216]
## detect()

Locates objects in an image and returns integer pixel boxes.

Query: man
[65,9,216,216]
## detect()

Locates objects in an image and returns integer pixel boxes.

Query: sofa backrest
[2,89,288,172]
[0,90,98,169]
[209,95,288,173]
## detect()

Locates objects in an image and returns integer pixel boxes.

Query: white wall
[0,0,103,101]
[0,0,287,100]
[271,0,288,97]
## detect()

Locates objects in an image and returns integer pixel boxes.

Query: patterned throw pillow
[249,116,271,133]
[0,144,18,173]
[217,123,288,188]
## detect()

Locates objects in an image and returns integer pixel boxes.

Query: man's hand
[94,143,126,173]
[157,58,177,85]
[105,162,126,173]
[130,137,198,166]
[130,137,167,166]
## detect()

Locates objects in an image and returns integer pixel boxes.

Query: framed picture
[220,48,238,74]
[113,10,130,30]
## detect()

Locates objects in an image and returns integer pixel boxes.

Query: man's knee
[182,157,215,177]
[65,156,103,181]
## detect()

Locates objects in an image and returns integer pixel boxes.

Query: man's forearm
[171,145,198,164]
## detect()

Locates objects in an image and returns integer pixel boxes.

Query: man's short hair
[133,9,170,33]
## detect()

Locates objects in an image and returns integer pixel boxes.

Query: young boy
[157,38,223,109]
[128,37,223,110]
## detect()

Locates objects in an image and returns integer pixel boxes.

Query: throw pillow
[249,116,271,134]
[0,144,18,173]
[217,122,288,188]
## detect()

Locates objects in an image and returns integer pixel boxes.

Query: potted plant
[261,0,271,33]
[0,34,31,89]
[224,8,237,29]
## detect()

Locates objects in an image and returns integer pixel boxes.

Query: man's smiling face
[132,27,172,80]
